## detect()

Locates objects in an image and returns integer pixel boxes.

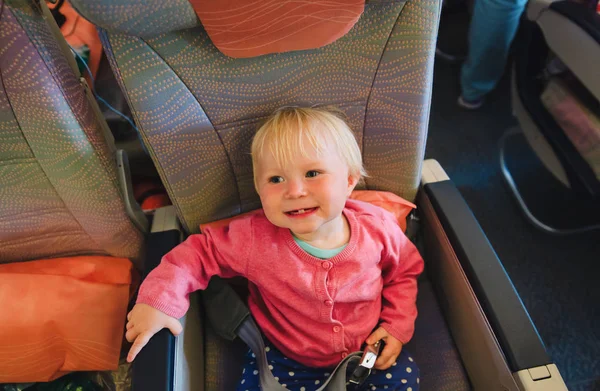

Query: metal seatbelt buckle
[347,341,381,386]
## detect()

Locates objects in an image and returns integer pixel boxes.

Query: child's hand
[365,326,403,370]
[125,303,183,362]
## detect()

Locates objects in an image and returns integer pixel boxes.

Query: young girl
[125,107,424,390]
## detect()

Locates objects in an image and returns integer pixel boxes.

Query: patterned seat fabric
[71,0,440,234]
[70,0,471,389]
[0,0,143,265]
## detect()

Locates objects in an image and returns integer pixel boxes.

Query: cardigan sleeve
[136,217,253,318]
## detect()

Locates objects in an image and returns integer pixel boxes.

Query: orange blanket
[0,256,134,383]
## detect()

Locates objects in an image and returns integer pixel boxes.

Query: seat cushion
[204,323,248,391]
[405,278,471,391]
[0,256,134,383]
[202,278,470,391]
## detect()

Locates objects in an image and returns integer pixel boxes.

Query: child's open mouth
[285,207,318,216]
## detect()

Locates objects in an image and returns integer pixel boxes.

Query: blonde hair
[251,107,367,187]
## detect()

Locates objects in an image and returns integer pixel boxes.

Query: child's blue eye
[306,170,320,178]
[269,176,284,184]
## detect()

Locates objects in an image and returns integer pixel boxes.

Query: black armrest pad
[132,230,181,391]
[550,0,600,44]
[424,181,551,371]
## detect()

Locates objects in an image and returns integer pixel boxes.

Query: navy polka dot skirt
[236,338,419,391]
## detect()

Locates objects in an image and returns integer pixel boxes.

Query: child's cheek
[259,186,279,204]
[259,188,281,218]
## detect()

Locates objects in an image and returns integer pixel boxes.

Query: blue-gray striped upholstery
[0,0,143,265]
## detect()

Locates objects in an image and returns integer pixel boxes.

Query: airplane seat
[0,0,146,384]
[69,0,568,390]
[504,0,600,234]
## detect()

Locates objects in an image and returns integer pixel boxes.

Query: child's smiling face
[254,139,358,242]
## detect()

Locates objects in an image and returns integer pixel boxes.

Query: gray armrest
[132,206,205,391]
[419,160,567,390]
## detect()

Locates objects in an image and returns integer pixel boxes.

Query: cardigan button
[325,300,333,306]
[341,351,348,358]
[333,326,341,333]
[322,261,332,270]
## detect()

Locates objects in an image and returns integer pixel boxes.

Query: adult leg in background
[460,0,528,103]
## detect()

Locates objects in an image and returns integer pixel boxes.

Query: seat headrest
[71,0,365,57]
[188,0,364,58]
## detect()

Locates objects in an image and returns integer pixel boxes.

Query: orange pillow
[188,0,364,58]
[200,190,415,232]
[0,256,133,383]
[349,190,416,232]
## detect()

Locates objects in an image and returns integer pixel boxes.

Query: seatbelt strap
[237,318,364,391]
[203,278,371,390]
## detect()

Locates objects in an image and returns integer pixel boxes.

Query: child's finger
[374,351,398,370]
[375,338,403,369]
[365,327,387,345]
[127,332,152,362]
[125,327,139,343]
[374,345,396,369]
[375,355,396,370]
[126,321,134,330]
[167,318,183,336]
